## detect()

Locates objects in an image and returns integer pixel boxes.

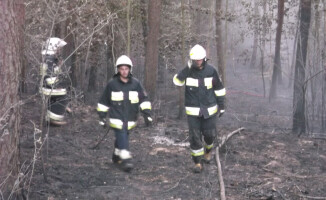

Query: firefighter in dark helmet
[97,55,152,172]
[173,44,226,173]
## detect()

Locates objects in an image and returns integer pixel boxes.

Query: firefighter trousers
[114,128,130,150]
[187,115,217,164]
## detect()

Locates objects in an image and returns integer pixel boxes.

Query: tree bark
[216,0,226,85]
[0,0,24,198]
[250,0,259,69]
[127,0,132,56]
[269,0,285,101]
[293,0,312,134]
[178,0,186,119]
[322,0,326,131]
[144,0,162,100]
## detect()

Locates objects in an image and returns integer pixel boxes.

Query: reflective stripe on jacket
[173,63,225,119]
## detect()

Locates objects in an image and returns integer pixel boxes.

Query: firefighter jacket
[97,74,152,130]
[40,54,67,96]
[173,62,225,119]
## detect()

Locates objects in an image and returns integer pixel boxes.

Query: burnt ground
[19,67,326,200]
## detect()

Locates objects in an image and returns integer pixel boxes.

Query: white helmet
[189,44,206,60]
[42,37,67,55]
[115,55,133,73]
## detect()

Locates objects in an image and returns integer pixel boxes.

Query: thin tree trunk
[0,0,24,198]
[250,0,259,69]
[224,0,229,69]
[322,0,326,131]
[178,0,186,119]
[216,0,226,85]
[310,0,321,124]
[293,0,312,134]
[144,0,162,100]
[269,0,285,101]
[127,0,132,56]
[260,0,268,97]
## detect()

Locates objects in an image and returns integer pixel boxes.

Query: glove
[143,114,153,127]
[218,109,225,118]
[187,60,192,68]
[99,118,107,127]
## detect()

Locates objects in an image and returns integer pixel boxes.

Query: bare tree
[250,0,259,69]
[144,0,162,100]
[177,0,186,119]
[323,0,326,131]
[216,0,226,84]
[0,0,25,198]
[269,0,285,101]
[293,0,312,134]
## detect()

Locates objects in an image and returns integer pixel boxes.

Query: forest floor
[19,67,326,200]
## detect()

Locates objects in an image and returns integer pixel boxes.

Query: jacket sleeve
[173,67,189,86]
[97,83,111,119]
[212,70,226,110]
[138,83,152,116]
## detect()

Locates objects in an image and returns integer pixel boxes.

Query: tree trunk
[250,0,259,69]
[0,0,24,198]
[144,0,162,100]
[178,0,186,119]
[127,0,132,56]
[216,0,226,85]
[269,0,285,101]
[293,0,312,134]
[260,0,268,97]
[322,0,326,131]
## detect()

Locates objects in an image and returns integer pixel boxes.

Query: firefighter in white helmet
[40,37,70,126]
[173,44,226,173]
[97,55,153,172]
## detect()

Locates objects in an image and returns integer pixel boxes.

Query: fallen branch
[215,127,245,200]
[298,195,326,200]
[215,146,226,200]
[219,127,245,148]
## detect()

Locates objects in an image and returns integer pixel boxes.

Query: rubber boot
[112,153,121,164]
[192,156,203,173]
[121,159,134,172]
[204,148,212,163]
[49,119,67,126]
[193,163,203,173]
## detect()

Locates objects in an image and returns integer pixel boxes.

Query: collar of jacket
[113,73,133,83]
[191,61,207,71]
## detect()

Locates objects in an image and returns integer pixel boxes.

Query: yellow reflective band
[45,77,58,85]
[186,77,199,87]
[129,91,139,103]
[109,118,123,129]
[140,101,152,110]
[47,110,64,121]
[208,105,218,116]
[97,103,109,112]
[111,91,124,101]
[205,143,214,150]
[215,88,226,96]
[127,121,137,130]
[191,148,204,156]
[41,88,67,96]
[185,107,200,116]
[204,77,213,89]
[173,74,185,86]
